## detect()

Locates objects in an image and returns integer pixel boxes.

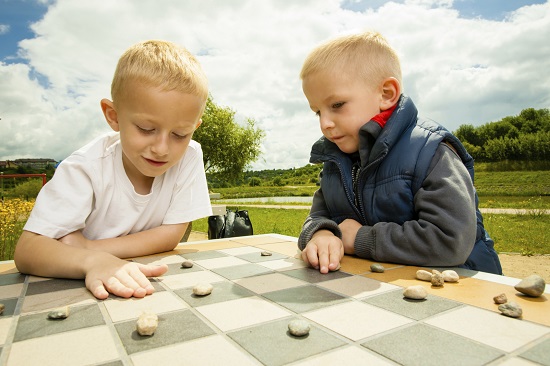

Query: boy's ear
[100,99,120,132]
[380,77,401,111]
[195,118,203,130]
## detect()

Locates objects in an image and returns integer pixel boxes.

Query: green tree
[193,97,265,183]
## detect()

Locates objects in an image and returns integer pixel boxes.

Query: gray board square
[174,281,255,307]
[0,297,18,317]
[0,273,26,286]
[114,309,215,355]
[25,278,86,296]
[262,285,348,313]
[362,323,503,366]
[13,304,105,342]
[520,338,550,366]
[228,317,346,366]
[363,289,462,320]
[211,263,273,280]
[282,267,351,283]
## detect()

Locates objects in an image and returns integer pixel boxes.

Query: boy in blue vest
[298,31,502,275]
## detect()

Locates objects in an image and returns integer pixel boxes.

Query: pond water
[217,196,313,204]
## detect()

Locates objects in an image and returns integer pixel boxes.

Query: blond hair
[300,31,402,89]
[111,40,208,108]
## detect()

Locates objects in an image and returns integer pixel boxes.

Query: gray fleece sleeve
[354,143,476,267]
[298,187,342,250]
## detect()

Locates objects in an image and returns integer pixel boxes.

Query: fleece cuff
[297,219,342,250]
[354,225,376,259]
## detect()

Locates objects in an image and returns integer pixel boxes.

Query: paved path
[229,204,550,214]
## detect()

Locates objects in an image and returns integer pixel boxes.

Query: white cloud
[0,25,10,34]
[0,0,549,170]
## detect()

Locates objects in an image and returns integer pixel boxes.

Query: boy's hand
[301,230,344,274]
[59,231,90,249]
[84,254,168,299]
[339,219,362,255]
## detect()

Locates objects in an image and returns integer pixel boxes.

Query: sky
[0,0,549,171]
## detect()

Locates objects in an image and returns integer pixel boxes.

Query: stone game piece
[261,251,272,256]
[514,274,546,297]
[136,312,158,336]
[442,270,459,283]
[431,270,444,287]
[288,319,310,337]
[403,285,428,300]
[48,306,70,320]
[0,303,4,315]
[193,282,213,296]
[370,263,385,273]
[416,270,433,282]
[493,293,508,304]
[181,260,194,268]
[498,302,522,318]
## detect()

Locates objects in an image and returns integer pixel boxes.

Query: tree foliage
[193,96,265,183]
[454,108,550,162]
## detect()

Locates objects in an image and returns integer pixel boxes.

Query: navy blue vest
[311,96,502,274]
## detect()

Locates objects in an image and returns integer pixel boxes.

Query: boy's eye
[137,126,154,134]
[173,133,187,140]
[332,102,345,109]
[315,110,321,117]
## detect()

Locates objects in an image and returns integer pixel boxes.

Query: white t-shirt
[24,132,212,240]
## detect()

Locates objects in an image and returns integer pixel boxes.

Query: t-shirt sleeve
[162,142,212,224]
[23,155,94,239]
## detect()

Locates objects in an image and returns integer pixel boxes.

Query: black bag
[208,209,253,239]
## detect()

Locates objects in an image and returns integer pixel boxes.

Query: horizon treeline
[455,107,550,161]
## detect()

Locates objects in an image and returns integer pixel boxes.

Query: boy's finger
[328,245,342,271]
[317,247,330,274]
[105,276,136,298]
[138,263,168,278]
[86,278,109,300]
[304,245,321,269]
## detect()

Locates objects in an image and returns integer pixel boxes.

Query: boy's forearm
[14,231,105,279]
[85,223,188,259]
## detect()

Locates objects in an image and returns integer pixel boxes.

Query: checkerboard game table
[1,234,549,366]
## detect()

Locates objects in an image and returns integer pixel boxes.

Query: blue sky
[1,0,549,170]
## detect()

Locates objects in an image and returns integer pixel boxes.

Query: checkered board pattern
[1,234,549,366]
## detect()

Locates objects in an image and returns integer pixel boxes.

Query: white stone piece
[136,312,158,336]
[431,270,444,287]
[498,302,523,318]
[442,270,459,283]
[288,319,310,337]
[403,285,428,300]
[416,270,433,282]
[193,282,214,296]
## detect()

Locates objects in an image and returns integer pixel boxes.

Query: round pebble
[48,306,70,320]
[0,303,5,315]
[514,274,546,297]
[193,282,213,296]
[416,270,433,282]
[498,301,522,318]
[288,319,310,337]
[261,251,272,256]
[493,293,508,304]
[431,270,444,287]
[442,270,459,283]
[181,260,194,268]
[136,312,158,336]
[403,285,428,300]
[370,263,385,273]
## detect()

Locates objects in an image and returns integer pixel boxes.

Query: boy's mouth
[144,158,168,167]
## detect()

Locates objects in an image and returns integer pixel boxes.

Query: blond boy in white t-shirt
[15,40,212,300]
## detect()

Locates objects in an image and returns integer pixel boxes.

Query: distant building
[0,160,19,169]
[13,158,57,169]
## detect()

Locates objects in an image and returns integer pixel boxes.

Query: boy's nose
[151,135,169,156]
[319,115,335,130]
